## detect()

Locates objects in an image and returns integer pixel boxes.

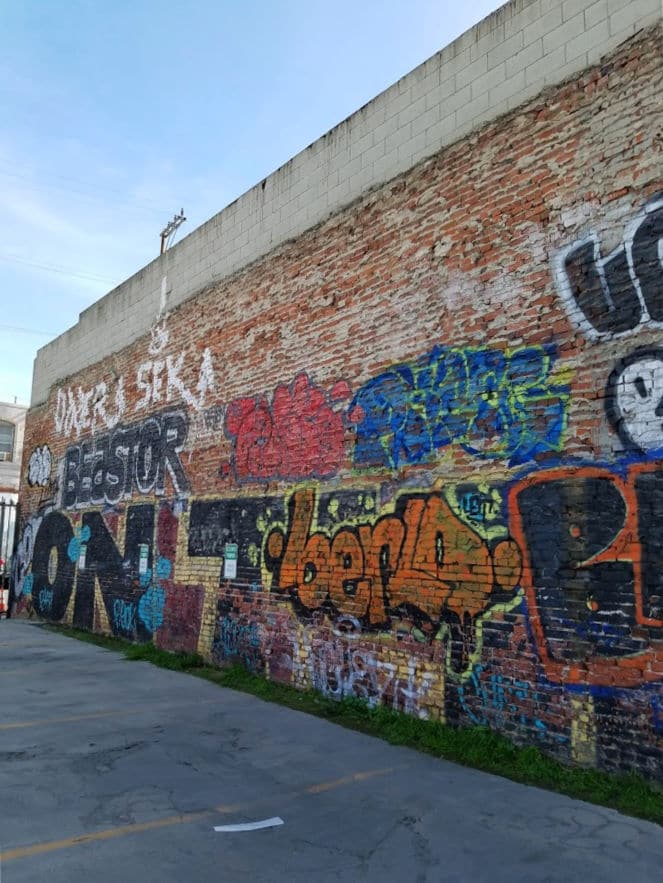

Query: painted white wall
[0,402,27,493]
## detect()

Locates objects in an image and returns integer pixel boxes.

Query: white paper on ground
[213,816,284,833]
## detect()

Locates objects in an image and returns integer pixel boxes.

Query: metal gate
[0,498,17,617]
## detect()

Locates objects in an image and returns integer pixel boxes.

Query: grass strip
[44,623,663,826]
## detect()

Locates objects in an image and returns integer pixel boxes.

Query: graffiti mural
[509,461,663,687]
[54,345,215,440]
[456,663,569,744]
[448,483,504,538]
[27,445,52,487]
[62,410,190,508]
[188,495,287,584]
[55,377,126,439]
[23,459,663,691]
[348,344,570,469]
[555,195,663,339]
[605,349,663,453]
[297,631,441,717]
[15,0,663,786]
[11,509,48,613]
[225,372,352,482]
[28,502,162,640]
[135,347,215,413]
[264,486,522,673]
[213,590,264,673]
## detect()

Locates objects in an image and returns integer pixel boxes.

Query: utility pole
[160,209,186,255]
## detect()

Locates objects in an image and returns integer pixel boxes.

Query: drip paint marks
[264,486,522,674]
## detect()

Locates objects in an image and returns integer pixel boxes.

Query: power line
[0,165,172,216]
[0,324,55,336]
[0,253,116,284]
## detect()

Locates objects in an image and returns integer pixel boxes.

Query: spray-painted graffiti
[27,445,52,487]
[456,663,569,743]
[29,503,158,639]
[154,502,205,653]
[213,613,263,673]
[300,633,438,716]
[454,485,501,527]
[24,463,663,691]
[605,349,663,453]
[62,410,190,508]
[509,461,663,687]
[190,403,225,445]
[265,487,522,672]
[188,495,287,583]
[55,377,126,439]
[135,347,215,413]
[555,195,663,339]
[137,555,170,633]
[38,587,54,614]
[20,494,189,642]
[225,373,352,481]
[113,598,136,633]
[12,510,46,602]
[348,344,570,469]
[54,346,216,439]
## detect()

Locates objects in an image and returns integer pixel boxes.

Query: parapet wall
[31,0,662,407]
[17,10,663,778]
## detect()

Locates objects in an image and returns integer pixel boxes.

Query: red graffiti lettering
[225,373,351,482]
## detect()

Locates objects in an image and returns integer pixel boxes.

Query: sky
[0,0,504,407]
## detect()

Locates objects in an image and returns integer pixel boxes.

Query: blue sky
[0,0,503,406]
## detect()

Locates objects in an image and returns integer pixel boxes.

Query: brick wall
[17,20,663,777]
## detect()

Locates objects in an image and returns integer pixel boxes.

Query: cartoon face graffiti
[606,349,663,452]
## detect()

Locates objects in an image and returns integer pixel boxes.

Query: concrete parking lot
[1,619,662,882]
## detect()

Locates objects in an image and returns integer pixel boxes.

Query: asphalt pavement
[1,619,662,882]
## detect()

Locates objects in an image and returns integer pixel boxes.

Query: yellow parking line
[0,708,143,731]
[1,766,397,863]
[2,812,215,861]
[305,767,394,793]
[0,696,231,731]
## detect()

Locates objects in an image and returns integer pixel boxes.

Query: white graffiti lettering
[137,347,215,413]
[55,378,126,439]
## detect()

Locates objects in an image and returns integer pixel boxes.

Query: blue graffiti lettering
[38,587,53,613]
[457,665,568,742]
[459,492,496,523]
[214,616,261,671]
[350,345,569,468]
[112,599,136,633]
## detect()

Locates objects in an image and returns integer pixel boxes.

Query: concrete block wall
[17,14,663,778]
[31,0,662,406]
